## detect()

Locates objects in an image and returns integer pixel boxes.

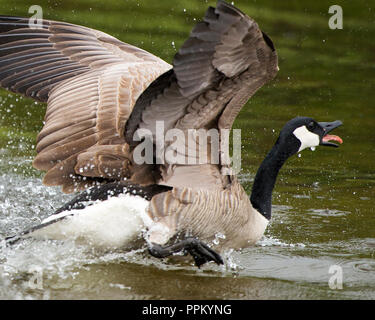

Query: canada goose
[1,1,343,267]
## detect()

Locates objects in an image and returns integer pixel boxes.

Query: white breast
[29,194,150,249]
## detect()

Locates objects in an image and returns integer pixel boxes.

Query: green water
[0,0,374,300]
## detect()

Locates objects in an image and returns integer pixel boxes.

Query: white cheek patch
[293,126,320,152]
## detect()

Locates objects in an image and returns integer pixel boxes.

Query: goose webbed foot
[148,237,224,268]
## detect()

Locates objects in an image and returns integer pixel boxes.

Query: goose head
[277,116,343,156]
[250,116,343,220]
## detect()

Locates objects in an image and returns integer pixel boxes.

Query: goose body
[18,181,268,252]
[1,1,343,266]
[146,181,269,249]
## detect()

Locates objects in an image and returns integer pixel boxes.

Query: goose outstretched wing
[0,15,171,192]
[125,0,278,189]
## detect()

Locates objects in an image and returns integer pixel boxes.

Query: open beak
[318,120,343,147]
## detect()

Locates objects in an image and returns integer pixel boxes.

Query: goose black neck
[250,142,290,220]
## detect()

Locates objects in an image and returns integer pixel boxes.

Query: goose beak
[318,120,343,147]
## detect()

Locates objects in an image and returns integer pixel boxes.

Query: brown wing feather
[0,16,166,101]
[125,0,278,190]
[35,62,170,191]
[126,0,277,143]
[0,15,171,192]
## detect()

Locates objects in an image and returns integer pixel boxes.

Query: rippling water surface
[0,0,374,299]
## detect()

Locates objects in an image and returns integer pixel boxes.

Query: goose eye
[307,121,316,131]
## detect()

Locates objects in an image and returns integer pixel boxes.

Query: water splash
[257,236,306,248]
